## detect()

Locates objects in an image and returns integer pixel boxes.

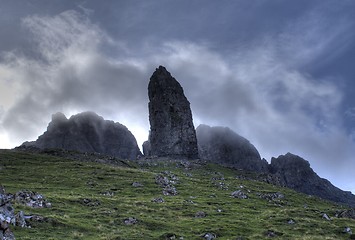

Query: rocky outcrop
[269,153,355,207]
[196,124,268,172]
[147,66,199,159]
[22,112,141,160]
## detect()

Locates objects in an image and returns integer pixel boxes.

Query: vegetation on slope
[0,149,354,239]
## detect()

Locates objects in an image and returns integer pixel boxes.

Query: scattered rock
[81,198,101,207]
[258,192,285,201]
[159,233,184,240]
[132,182,144,188]
[337,209,355,219]
[0,187,34,240]
[202,232,216,240]
[211,172,228,190]
[155,175,170,187]
[322,213,331,221]
[264,230,278,237]
[231,190,248,199]
[163,186,178,196]
[195,211,207,218]
[147,66,199,159]
[196,124,268,172]
[155,172,179,196]
[124,217,138,225]
[343,227,352,234]
[152,197,165,203]
[14,211,26,228]
[287,219,296,225]
[14,190,51,208]
[100,191,114,197]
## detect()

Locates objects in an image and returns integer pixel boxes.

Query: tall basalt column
[148,66,199,159]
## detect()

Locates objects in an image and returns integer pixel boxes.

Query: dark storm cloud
[0,1,355,192]
[0,10,150,141]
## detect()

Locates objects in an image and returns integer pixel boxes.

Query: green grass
[0,149,354,239]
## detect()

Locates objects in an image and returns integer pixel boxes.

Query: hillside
[1,149,354,239]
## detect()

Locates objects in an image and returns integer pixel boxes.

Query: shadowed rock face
[22,112,142,160]
[269,153,355,207]
[147,66,199,159]
[196,124,268,172]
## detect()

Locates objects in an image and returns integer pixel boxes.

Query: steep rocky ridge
[21,112,141,160]
[269,153,355,207]
[196,124,268,172]
[147,66,199,159]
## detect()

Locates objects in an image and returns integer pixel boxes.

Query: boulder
[21,112,142,160]
[196,124,268,172]
[269,153,355,207]
[147,66,199,159]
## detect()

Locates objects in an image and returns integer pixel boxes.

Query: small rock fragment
[152,197,165,203]
[343,227,352,234]
[287,219,296,225]
[322,213,331,221]
[124,217,138,225]
[231,190,248,199]
[195,211,207,218]
[202,232,216,240]
[132,182,144,187]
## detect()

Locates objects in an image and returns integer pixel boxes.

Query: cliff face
[147,66,199,159]
[269,153,355,207]
[196,124,268,172]
[22,112,142,160]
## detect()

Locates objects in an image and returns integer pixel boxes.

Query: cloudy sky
[1,0,355,192]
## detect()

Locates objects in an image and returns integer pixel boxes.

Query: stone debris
[160,233,184,240]
[231,190,248,199]
[124,217,138,225]
[202,232,216,240]
[322,213,331,221]
[337,209,355,219]
[151,197,165,203]
[81,198,101,207]
[155,171,179,196]
[287,219,296,225]
[1,186,51,239]
[195,211,207,218]
[343,227,352,234]
[258,192,285,202]
[264,230,278,237]
[14,190,52,208]
[132,182,144,188]
[100,191,114,197]
[163,186,178,196]
[210,172,228,190]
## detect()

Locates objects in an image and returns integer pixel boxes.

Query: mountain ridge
[18,65,355,207]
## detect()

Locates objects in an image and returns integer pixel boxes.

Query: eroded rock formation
[147,66,199,159]
[269,153,355,207]
[22,112,142,160]
[196,124,268,172]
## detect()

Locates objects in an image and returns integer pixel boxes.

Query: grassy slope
[0,149,354,240]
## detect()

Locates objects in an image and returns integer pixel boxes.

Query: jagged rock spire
[147,66,199,159]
